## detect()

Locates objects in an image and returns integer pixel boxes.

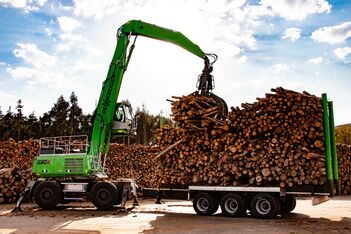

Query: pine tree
[48,95,70,136]
[39,111,53,137]
[0,106,3,140]
[3,107,15,140]
[69,92,83,135]
[26,112,39,139]
[15,99,24,141]
[80,113,92,136]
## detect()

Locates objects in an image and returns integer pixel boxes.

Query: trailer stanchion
[328,101,340,195]
[322,93,334,196]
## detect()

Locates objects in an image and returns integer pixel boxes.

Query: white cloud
[0,61,7,66]
[73,60,104,73]
[73,0,122,20]
[238,55,248,63]
[261,0,332,21]
[13,43,57,69]
[6,67,37,79]
[59,33,84,43]
[0,0,27,9]
[308,56,323,64]
[281,27,301,41]
[334,47,351,60]
[0,90,16,111]
[57,16,81,33]
[311,21,351,44]
[44,27,52,36]
[6,66,71,88]
[56,44,70,52]
[0,0,47,11]
[271,63,290,72]
[36,0,47,6]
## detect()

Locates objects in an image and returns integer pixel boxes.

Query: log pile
[169,94,224,130]
[0,167,32,203]
[337,144,351,195]
[157,87,328,188]
[105,144,160,188]
[0,139,39,169]
[0,139,38,203]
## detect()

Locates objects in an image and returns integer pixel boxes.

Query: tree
[134,105,168,145]
[48,95,70,136]
[26,112,40,139]
[39,111,53,137]
[2,107,15,140]
[68,92,83,135]
[15,99,24,141]
[0,106,3,140]
[80,113,92,136]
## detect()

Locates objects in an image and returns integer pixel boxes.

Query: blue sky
[0,0,350,124]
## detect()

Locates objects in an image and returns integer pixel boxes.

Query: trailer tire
[193,193,218,216]
[280,195,296,214]
[250,193,280,219]
[90,182,119,210]
[34,181,63,210]
[220,193,247,217]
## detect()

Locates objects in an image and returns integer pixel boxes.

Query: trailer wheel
[90,182,118,210]
[34,181,63,210]
[220,193,247,217]
[193,193,218,216]
[250,193,280,219]
[280,195,296,214]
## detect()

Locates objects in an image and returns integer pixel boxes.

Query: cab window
[116,106,125,122]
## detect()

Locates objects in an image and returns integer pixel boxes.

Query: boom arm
[88,20,211,166]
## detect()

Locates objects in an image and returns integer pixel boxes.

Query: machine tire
[220,193,247,217]
[280,195,296,214]
[193,193,219,216]
[34,181,63,210]
[90,182,119,210]
[250,193,280,219]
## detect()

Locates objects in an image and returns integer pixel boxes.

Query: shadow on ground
[141,210,351,234]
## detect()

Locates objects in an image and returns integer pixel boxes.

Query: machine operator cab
[112,102,134,135]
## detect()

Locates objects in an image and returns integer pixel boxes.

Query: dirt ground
[0,196,351,234]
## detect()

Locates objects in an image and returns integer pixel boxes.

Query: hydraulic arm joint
[197,54,218,95]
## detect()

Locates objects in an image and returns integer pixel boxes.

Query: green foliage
[133,105,173,145]
[0,94,171,143]
[69,92,83,135]
[0,94,92,141]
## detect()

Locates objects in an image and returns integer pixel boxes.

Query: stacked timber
[169,94,224,130]
[0,167,32,203]
[106,144,160,188]
[0,139,38,203]
[337,144,351,195]
[157,87,328,188]
[0,138,39,169]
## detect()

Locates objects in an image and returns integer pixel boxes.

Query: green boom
[33,20,209,177]
[89,20,207,159]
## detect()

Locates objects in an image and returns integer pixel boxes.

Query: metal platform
[39,135,88,155]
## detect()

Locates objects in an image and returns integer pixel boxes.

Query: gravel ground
[0,196,351,234]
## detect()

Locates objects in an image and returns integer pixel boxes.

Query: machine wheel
[90,182,119,210]
[250,193,281,219]
[34,181,63,210]
[193,193,219,216]
[220,193,247,217]
[280,195,296,214]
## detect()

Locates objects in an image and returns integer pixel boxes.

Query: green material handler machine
[13,20,227,211]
